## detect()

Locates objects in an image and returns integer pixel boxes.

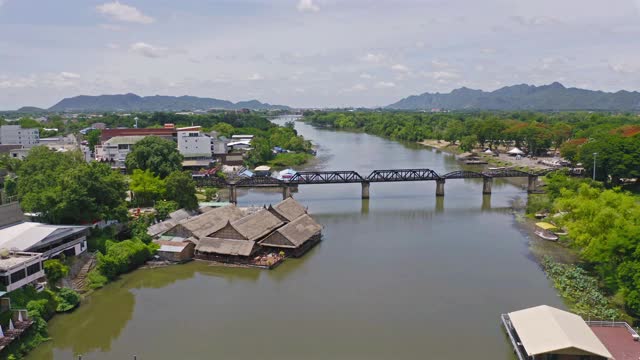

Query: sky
[1,0,640,109]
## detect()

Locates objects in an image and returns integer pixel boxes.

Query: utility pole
[593,152,598,180]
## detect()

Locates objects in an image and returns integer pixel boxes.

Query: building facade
[0,125,39,146]
[177,130,212,159]
[95,135,146,169]
[0,252,45,293]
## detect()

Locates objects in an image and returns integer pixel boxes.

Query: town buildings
[0,125,39,147]
[0,252,45,294]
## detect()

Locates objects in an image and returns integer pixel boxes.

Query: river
[26,116,564,360]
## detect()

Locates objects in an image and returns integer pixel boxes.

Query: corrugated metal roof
[508,305,612,358]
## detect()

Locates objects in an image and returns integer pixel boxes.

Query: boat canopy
[536,222,557,230]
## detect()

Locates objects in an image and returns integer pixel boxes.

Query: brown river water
[26,116,564,360]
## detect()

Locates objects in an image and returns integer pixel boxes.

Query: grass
[267,152,312,168]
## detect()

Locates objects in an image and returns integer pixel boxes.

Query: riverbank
[417,139,554,172]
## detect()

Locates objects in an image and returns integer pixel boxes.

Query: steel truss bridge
[194,168,556,202]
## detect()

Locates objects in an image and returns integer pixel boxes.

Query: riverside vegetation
[529,173,640,320]
[305,111,640,185]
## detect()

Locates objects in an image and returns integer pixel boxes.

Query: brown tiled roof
[229,209,284,241]
[268,197,307,222]
[259,214,321,248]
[196,237,255,256]
[178,205,244,239]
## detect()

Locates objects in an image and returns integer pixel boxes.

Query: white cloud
[297,0,320,13]
[360,73,373,79]
[609,62,638,74]
[431,60,451,69]
[60,72,80,80]
[360,53,386,64]
[341,83,367,93]
[97,1,154,24]
[422,71,461,82]
[391,64,410,72]
[129,42,168,58]
[511,16,561,27]
[374,81,395,89]
[248,73,264,81]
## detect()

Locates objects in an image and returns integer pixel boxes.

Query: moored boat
[535,230,558,241]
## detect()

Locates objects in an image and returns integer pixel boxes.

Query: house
[0,252,45,294]
[230,135,254,141]
[259,214,322,257]
[227,140,252,151]
[194,237,257,263]
[154,238,196,262]
[254,166,271,177]
[99,128,176,142]
[502,305,613,360]
[147,209,194,238]
[0,222,89,259]
[177,129,212,160]
[0,125,39,147]
[209,208,284,242]
[94,135,146,169]
[164,205,245,239]
[268,197,307,222]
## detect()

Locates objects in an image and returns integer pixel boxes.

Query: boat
[535,230,558,241]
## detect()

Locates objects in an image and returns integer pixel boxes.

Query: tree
[165,171,198,210]
[130,169,165,207]
[212,123,235,137]
[86,129,101,152]
[44,259,69,288]
[125,136,183,178]
[17,147,128,224]
[155,200,178,221]
[3,175,17,197]
[459,135,478,152]
[576,134,640,185]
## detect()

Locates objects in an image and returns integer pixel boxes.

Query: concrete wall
[0,125,39,146]
[0,202,24,228]
[178,131,212,158]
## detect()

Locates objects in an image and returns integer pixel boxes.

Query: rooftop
[0,252,42,272]
[508,305,612,359]
[196,237,255,256]
[0,222,88,252]
[103,135,146,145]
[268,197,307,222]
[590,323,640,360]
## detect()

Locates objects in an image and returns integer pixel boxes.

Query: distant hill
[47,93,290,112]
[16,106,46,113]
[387,82,640,111]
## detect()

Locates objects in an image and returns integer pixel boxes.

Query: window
[10,269,26,283]
[0,275,9,287]
[27,262,42,276]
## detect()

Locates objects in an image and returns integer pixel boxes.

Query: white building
[0,252,45,293]
[177,130,212,159]
[0,125,39,146]
[95,135,146,169]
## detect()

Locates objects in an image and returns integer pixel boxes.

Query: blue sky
[1,0,640,109]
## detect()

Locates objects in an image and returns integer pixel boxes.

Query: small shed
[259,214,322,257]
[254,166,271,177]
[154,240,195,262]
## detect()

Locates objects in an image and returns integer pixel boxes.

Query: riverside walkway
[195,168,558,203]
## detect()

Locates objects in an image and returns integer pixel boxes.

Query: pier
[195,168,553,203]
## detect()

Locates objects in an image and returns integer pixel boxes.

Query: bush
[86,269,108,290]
[43,259,69,288]
[55,288,81,312]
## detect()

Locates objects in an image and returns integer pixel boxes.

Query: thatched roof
[259,214,321,248]
[178,205,244,239]
[268,197,307,222]
[196,237,255,256]
[148,219,178,237]
[229,209,284,241]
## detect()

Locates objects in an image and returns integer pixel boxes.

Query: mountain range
[45,93,290,112]
[386,82,640,111]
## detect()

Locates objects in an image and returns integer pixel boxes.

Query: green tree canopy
[130,169,165,207]
[44,259,69,288]
[125,136,183,178]
[86,129,101,153]
[17,147,128,224]
[164,170,198,210]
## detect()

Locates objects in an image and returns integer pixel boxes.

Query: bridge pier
[527,175,538,193]
[229,186,237,204]
[482,177,493,195]
[282,185,292,200]
[361,181,370,199]
[481,194,491,211]
[435,179,445,197]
